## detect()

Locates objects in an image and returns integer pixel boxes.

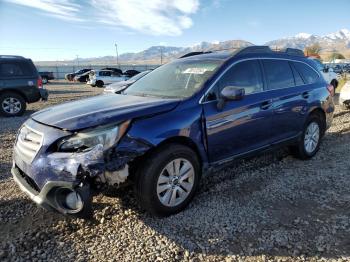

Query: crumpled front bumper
[11,164,75,213]
[12,144,105,214]
[12,118,152,215]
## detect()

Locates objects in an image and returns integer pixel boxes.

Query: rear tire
[0,92,26,117]
[331,79,338,89]
[134,144,201,216]
[291,113,324,160]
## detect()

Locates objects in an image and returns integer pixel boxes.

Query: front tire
[134,144,201,216]
[292,114,324,160]
[0,92,26,117]
[96,80,104,87]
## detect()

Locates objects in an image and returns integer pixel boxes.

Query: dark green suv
[0,55,48,116]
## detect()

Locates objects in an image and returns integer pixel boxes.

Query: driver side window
[206,60,263,101]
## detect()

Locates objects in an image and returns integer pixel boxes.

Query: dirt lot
[0,81,349,262]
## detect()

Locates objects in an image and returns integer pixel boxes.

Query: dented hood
[31,94,180,131]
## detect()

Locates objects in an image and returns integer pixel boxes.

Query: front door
[202,59,274,163]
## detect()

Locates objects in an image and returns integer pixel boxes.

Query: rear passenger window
[207,60,263,101]
[0,62,33,77]
[293,62,319,84]
[290,63,305,86]
[262,60,295,90]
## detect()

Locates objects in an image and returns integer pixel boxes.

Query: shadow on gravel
[0,161,12,181]
[0,197,84,261]
[101,141,350,259]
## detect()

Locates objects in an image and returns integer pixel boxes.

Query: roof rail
[281,48,305,57]
[0,55,25,59]
[179,51,212,58]
[235,46,273,56]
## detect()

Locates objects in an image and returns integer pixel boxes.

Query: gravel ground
[0,81,349,262]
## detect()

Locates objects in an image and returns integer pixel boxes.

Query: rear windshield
[0,60,36,77]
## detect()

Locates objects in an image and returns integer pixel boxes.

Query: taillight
[38,77,43,88]
[327,84,334,97]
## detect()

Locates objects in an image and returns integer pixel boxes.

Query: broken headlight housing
[58,121,130,152]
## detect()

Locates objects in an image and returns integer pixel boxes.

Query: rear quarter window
[293,62,320,84]
[0,61,35,77]
[262,60,295,90]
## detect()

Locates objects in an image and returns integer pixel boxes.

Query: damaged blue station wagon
[12,46,334,217]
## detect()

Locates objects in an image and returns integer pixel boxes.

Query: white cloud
[91,0,199,36]
[5,0,84,22]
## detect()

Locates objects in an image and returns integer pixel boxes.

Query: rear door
[261,59,311,142]
[203,59,274,163]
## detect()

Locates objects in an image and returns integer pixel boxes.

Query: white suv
[309,58,339,89]
[87,70,127,87]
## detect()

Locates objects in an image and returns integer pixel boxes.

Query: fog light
[65,191,83,211]
[55,188,84,214]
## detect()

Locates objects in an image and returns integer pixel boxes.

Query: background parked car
[38,71,54,84]
[87,69,127,87]
[309,58,339,89]
[101,67,123,75]
[74,70,92,83]
[343,64,350,73]
[104,70,152,94]
[332,65,344,75]
[65,68,92,81]
[0,55,48,116]
[123,69,140,78]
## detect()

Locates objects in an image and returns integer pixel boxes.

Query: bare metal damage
[31,135,152,187]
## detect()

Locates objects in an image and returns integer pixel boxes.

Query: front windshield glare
[125,60,223,98]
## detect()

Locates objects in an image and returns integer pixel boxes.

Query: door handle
[260,100,273,110]
[302,91,310,99]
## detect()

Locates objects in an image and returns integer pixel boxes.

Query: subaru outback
[12,46,334,217]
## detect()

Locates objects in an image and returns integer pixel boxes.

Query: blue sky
[0,0,349,61]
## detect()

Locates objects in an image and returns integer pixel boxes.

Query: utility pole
[115,43,119,67]
[76,55,79,68]
[160,46,163,65]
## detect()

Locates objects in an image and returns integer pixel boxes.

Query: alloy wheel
[156,158,195,207]
[304,122,320,154]
[2,97,22,114]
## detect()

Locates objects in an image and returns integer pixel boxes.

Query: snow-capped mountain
[266,29,350,51]
[116,40,252,62]
[41,29,349,65]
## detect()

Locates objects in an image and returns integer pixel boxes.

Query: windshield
[124,59,223,98]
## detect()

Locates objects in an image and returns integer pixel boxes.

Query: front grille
[17,165,40,193]
[15,125,43,163]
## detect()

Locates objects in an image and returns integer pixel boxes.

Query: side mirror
[217,86,245,110]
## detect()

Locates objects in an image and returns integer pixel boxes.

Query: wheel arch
[130,136,204,173]
[308,107,326,134]
[0,89,28,102]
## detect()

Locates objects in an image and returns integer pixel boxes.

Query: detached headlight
[58,121,130,152]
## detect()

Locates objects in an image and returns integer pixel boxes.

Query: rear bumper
[39,88,49,101]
